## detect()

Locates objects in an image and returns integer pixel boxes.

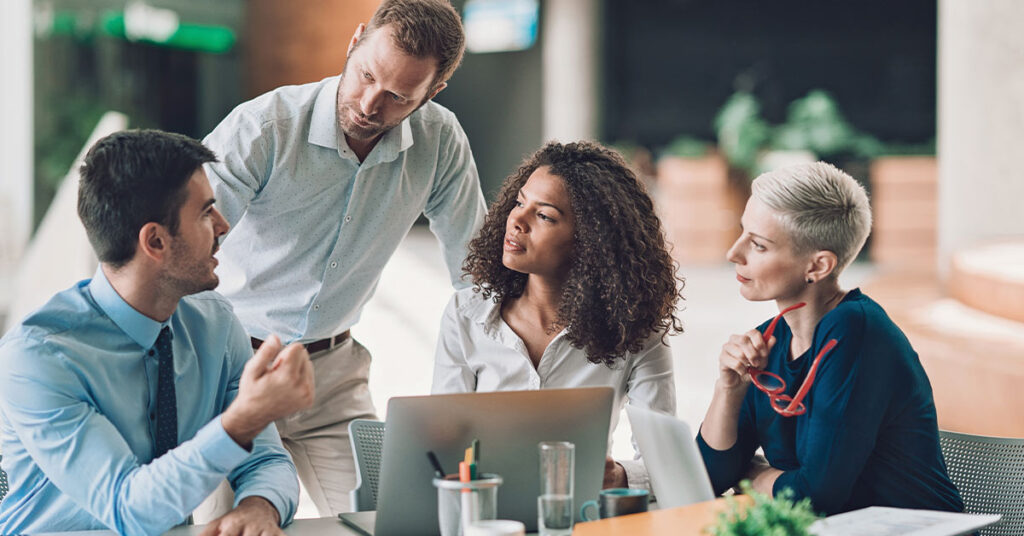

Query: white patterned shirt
[204,76,486,342]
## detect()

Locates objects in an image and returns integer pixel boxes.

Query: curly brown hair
[464,141,684,366]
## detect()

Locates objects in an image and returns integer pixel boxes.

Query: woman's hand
[717,329,775,390]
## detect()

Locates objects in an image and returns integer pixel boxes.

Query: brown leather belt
[250,330,351,354]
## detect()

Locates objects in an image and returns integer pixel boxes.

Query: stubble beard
[166,240,219,297]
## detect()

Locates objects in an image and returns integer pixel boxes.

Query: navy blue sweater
[698,289,963,515]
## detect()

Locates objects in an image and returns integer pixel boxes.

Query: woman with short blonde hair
[698,162,962,515]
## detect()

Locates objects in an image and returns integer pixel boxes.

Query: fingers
[270,342,306,373]
[247,335,282,376]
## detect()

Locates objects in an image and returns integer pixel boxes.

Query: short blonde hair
[751,161,872,274]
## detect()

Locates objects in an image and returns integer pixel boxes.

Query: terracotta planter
[655,153,747,265]
[869,156,938,267]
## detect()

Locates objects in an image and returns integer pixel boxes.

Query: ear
[806,250,839,283]
[347,23,366,57]
[425,81,448,102]
[137,222,170,264]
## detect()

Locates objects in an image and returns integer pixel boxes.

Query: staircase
[865,240,1024,437]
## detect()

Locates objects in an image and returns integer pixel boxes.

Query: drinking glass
[538,441,574,536]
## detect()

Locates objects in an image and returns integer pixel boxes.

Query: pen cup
[434,473,503,536]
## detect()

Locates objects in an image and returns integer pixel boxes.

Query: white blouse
[431,287,677,489]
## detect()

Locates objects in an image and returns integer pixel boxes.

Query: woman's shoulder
[450,286,501,322]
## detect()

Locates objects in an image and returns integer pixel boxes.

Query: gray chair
[939,429,1024,536]
[1,455,8,503]
[348,419,386,512]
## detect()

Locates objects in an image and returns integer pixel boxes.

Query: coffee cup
[580,488,649,521]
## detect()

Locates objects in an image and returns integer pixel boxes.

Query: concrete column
[542,0,600,143]
[0,0,33,315]
[937,0,1024,271]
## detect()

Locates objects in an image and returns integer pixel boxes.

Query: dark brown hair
[78,129,216,268]
[464,141,684,366]
[358,0,466,90]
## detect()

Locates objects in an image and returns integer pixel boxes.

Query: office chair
[939,429,1024,536]
[349,419,386,512]
[0,455,8,502]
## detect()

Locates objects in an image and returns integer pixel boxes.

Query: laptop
[626,405,715,508]
[345,387,614,536]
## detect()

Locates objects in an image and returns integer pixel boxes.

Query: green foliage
[706,481,820,536]
[712,89,900,178]
[662,135,712,159]
[713,92,771,175]
[771,90,865,157]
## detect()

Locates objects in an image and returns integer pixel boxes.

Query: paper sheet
[810,506,1001,536]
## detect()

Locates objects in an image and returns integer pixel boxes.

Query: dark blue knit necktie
[153,327,178,458]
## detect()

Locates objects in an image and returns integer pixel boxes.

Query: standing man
[0,130,315,535]
[202,0,486,516]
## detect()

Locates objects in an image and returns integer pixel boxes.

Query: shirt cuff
[618,458,651,492]
[195,416,252,473]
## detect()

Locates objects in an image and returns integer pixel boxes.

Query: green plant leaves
[706,481,820,536]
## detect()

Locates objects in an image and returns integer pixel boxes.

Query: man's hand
[602,457,628,489]
[198,496,283,536]
[222,335,314,448]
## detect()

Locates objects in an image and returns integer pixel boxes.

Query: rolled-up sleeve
[432,295,478,394]
[423,116,487,290]
[203,106,273,229]
[621,335,676,490]
[697,392,759,496]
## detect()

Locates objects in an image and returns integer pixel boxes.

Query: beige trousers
[193,337,378,521]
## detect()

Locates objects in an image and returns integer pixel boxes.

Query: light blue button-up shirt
[0,268,298,535]
[203,76,487,342]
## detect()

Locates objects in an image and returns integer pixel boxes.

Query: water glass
[538,441,575,536]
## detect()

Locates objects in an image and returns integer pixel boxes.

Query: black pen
[427,450,446,478]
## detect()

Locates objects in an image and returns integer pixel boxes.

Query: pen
[426,451,446,478]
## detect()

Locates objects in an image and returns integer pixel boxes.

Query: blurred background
[1,0,1023,514]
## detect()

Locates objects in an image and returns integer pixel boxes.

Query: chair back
[1,455,8,503]
[939,429,1024,536]
[349,419,386,512]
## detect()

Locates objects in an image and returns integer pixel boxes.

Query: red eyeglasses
[747,302,839,417]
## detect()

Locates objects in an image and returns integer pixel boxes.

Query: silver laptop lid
[626,405,715,508]
[374,387,614,536]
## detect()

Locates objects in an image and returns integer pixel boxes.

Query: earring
[806,278,814,284]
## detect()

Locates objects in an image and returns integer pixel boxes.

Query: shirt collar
[308,76,341,151]
[88,266,169,349]
[307,75,416,163]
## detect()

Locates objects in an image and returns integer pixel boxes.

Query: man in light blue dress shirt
[0,130,316,535]
[201,0,487,516]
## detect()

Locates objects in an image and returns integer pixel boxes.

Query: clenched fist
[222,335,314,448]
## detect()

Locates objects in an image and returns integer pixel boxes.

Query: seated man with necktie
[0,129,315,535]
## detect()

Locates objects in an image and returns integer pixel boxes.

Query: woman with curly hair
[432,140,683,489]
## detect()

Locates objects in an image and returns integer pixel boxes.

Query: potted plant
[654,135,743,265]
[706,481,820,536]
[867,141,937,269]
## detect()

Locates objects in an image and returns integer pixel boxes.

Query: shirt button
[344,216,352,222]
[148,350,154,356]
[149,412,156,421]
[330,261,338,268]
[314,304,321,311]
